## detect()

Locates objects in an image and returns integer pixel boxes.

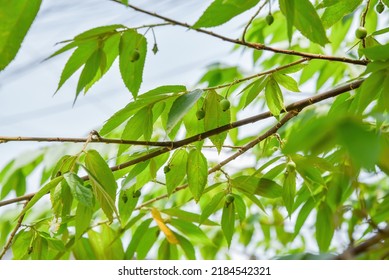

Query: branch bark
[0,79,364,208]
[110,0,368,66]
[335,226,389,259]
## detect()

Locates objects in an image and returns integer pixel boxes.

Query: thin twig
[0,80,364,208]
[360,0,372,48]
[207,58,310,91]
[241,1,267,43]
[0,200,30,259]
[110,0,368,66]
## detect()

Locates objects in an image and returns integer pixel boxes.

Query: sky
[0,0,248,165]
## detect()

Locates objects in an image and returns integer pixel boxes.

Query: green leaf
[73,238,96,260]
[55,40,98,93]
[84,33,121,92]
[336,118,380,169]
[136,226,159,260]
[19,176,64,218]
[88,225,124,259]
[64,173,94,208]
[265,77,284,117]
[244,76,267,108]
[232,176,283,198]
[74,24,125,41]
[221,201,235,248]
[85,149,118,222]
[75,48,103,100]
[187,149,208,202]
[361,43,389,61]
[161,208,216,227]
[125,218,153,259]
[355,71,384,113]
[118,186,140,224]
[204,90,230,152]
[279,0,295,43]
[283,170,296,216]
[75,203,94,239]
[232,194,246,223]
[118,106,153,155]
[273,73,300,92]
[193,0,261,28]
[200,192,224,224]
[0,0,42,71]
[12,230,33,259]
[119,29,147,98]
[280,0,329,46]
[167,89,203,133]
[100,85,184,135]
[294,197,317,238]
[165,149,188,195]
[158,239,178,260]
[175,233,196,260]
[316,202,334,252]
[321,0,362,28]
[293,155,325,185]
[170,219,213,246]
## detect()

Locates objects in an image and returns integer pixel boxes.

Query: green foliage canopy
[0,0,389,260]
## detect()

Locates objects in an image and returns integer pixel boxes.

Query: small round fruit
[131,50,140,62]
[266,14,274,25]
[355,27,367,39]
[163,165,171,174]
[133,190,141,198]
[225,194,235,204]
[286,161,296,172]
[121,193,128,203]
[220,99,231,111]
[196,109,205,120]
[376,2,385,13]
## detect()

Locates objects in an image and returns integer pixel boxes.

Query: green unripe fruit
[376,2,385,13]
[121,193,128,203]
[196,109,205,120]
[131,50,140,62]
[266,14,274,25]
[286,161,296,172]
[225,194,235,204]
[355,27,367,39]
[220,99,231,111]
[163,165,171,174]
[133,190,141,198]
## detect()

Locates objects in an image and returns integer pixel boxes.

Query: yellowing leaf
[151,208,178,244]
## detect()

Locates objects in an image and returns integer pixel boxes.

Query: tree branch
[335,225,389,259]
[135,110,299,210]
[0,58,310,147]
[110,0,368,66]
[0,79,364,208]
